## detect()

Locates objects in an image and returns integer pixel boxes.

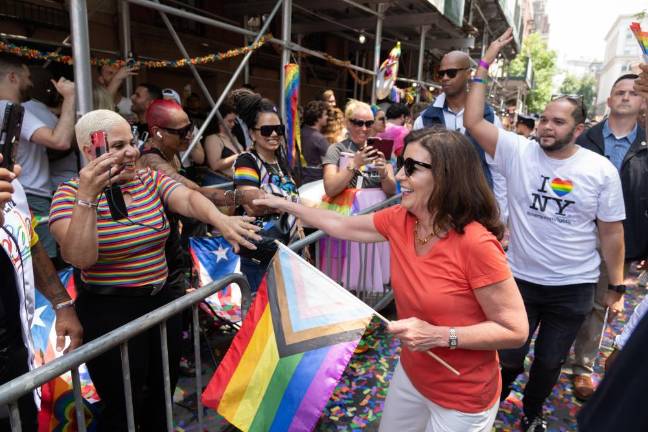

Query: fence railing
[0,274,252,432]
[289,193,401,312]
[6,193,400,431]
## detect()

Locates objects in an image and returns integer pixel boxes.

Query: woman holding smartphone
[321,100,396,197]
[48,109,260,432]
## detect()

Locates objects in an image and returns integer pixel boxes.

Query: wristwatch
[448,327,458,350]
[608,284,627,294]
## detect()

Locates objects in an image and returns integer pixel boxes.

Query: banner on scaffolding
[202,243,376,431]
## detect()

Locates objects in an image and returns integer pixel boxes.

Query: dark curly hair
[303,100,329,126]
[235,92,279,130]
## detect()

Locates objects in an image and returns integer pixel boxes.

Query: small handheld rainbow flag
[630,22,648,61]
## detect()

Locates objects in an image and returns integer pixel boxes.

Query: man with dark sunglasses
[569,73,647,401]
[465,29,626,432]
[413,50,508,222]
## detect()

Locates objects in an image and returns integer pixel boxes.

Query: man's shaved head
[438,51,472,98]
[441,51,471,69]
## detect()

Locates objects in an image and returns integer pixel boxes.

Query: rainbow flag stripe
[630,22,648,56]
[284,64,303,167]
[234,166,261,184]
[202,244,374,431]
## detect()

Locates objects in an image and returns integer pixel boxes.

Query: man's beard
[541,128,574,153]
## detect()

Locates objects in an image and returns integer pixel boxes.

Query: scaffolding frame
[68,0,441,121]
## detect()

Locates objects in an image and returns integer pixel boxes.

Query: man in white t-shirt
[0,54,76,258]
[464,30,626,432]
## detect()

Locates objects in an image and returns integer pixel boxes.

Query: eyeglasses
[348,118,375,128]
[437,68,468,79]
[253,124,286,137]
[550,94,587,122]
[162,123,193,138]
[397,157,433,176]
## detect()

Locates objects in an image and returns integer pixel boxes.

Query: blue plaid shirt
[603,119,637,170]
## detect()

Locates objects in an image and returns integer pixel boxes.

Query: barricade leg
[160,322,174,432]
[71,367,87,432]
[120,343,136,432]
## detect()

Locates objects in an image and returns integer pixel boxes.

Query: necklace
[414,219,436,245]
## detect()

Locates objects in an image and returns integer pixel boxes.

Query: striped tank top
[49,169,180,287]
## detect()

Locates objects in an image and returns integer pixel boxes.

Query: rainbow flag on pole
[202,243,376,431]
[284,63,303,167]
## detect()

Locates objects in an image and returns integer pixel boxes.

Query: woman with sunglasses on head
[253,127,528,432]
[321,99,396,198]
[232,93,300,292]
[48,109,261,432]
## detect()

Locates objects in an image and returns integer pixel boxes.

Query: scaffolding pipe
[118,0,133,97]
[340,0,383,18]
[279,0,292,122]
[154,0,239,149]
[124,0,441,96]
[371,3,385,104]
[181,0,283,164]
[69,0,93,116]
[416,25,429,103]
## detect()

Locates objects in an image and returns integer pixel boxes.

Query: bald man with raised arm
[413,50,508,221]
[463,29,627,432]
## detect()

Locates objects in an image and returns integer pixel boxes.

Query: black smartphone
[91,130,128,220]
[0,103,25,170]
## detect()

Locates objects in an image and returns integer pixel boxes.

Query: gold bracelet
[75,198,98,208]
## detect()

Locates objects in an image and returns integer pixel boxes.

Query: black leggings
[75,289,182,432]
[0,342,37,432]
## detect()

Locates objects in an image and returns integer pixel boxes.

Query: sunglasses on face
[437,68,468,79]
[349,118,375,128]
[162,123,193,138]
[254,124,285,137]
[397,157,433,176]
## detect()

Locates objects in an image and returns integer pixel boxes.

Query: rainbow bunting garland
[284,64,303,167]
[0,34,272,69]
[630,22,648,60]
[202,243,375,432]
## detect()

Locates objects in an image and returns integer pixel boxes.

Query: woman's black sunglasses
[254,124,286,137]
[397,157,433,176]
[162,123,193,138]
[349,118,375,128]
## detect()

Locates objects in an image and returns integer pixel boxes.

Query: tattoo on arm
[140,154,200,190]
[32,242,71,305]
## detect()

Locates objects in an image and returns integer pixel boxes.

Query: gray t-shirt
[1,99,50,198]
[301,125,329,166]
[322,138,382,189]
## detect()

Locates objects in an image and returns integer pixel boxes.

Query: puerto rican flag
[189,236,243,324]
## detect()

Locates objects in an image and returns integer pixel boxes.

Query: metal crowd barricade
[0,274,252,432]
[289,193,401,312]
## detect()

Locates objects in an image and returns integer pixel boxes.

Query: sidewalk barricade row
[4,193,400,431]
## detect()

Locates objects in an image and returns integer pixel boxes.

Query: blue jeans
[240,257,269,293]
[499,278,595,418]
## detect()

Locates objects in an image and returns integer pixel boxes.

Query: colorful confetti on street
[315,274,644,431]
